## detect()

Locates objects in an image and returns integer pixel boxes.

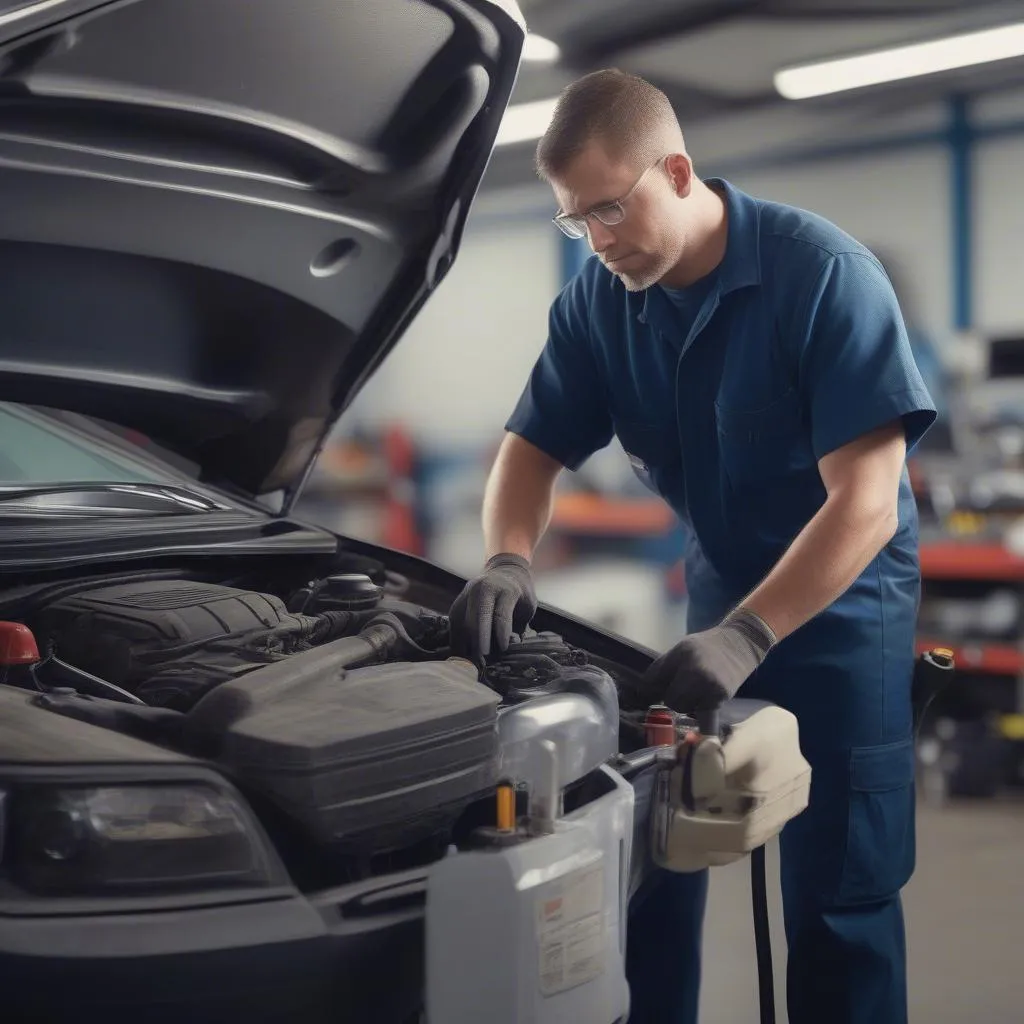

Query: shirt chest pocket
[714,387,813,488]
[613,417,680,498]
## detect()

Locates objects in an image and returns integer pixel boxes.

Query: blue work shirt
[507,179,937,750]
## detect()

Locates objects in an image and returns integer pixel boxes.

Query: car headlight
[3,782,285,897]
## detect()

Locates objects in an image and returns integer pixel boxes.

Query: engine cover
[187,651,501,851]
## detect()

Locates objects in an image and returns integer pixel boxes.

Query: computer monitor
[987,334,1024,380]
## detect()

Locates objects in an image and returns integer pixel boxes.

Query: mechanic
[448,69,936,1024]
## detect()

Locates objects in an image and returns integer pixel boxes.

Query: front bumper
[1,872,428,1024]
[1,763,656,1024]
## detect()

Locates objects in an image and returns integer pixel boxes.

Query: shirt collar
[635,177,761,324]
[707,177,762,296]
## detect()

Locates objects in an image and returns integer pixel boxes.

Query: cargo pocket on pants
[837,736,917,905]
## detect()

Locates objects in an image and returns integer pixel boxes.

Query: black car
[0,2,663,1021]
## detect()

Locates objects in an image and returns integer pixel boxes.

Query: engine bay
[32,573,451,711]
[1,553,641,885]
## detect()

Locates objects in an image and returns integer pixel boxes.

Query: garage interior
[287,1,1024,1020]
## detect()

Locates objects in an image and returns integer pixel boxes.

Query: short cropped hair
[534,69,684,181]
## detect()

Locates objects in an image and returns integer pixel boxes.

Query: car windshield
[0,402,196,488]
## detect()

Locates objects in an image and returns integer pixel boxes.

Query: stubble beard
[615,249,677,293]
[610,244,684,294]
[617,269,658,293]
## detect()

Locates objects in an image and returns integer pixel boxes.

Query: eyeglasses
[551,158,665,239]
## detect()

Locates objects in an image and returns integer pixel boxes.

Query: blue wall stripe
[976,117,1024,141]
[949,95,973,331]
[560,233,591,286]
[707,127,946,178]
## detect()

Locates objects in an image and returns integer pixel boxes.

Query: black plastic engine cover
[188,652,501,852]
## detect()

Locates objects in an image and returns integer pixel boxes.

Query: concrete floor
[698,796,1024,1023]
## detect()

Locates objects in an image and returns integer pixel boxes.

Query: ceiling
[480,0,1024,190]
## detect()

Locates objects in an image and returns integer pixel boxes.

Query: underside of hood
[0,0,524,504]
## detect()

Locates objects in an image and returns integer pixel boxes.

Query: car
[0,2,667,1021]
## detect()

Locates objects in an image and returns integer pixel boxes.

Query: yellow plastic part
[1000,714,1024,741]
[496,783,515,832]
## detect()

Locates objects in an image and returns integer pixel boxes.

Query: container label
[536,861,606,996]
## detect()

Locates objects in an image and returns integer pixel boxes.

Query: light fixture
[775,20,1024,100]
[522,33,560,63]
[495,97,558,147]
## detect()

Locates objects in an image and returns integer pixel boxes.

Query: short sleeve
[504,279,614,471]
[795,251,937,461]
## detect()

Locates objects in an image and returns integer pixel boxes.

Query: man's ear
[665,153,693,198]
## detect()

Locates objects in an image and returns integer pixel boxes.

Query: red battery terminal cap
[0,621,41,666]
[645,705,677,747]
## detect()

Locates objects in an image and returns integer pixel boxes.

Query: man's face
[550,141,688,292]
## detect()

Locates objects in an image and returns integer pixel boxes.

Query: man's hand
[449,553,538,663]
[641,609,777,715]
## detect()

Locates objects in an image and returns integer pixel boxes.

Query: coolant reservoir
[425,766,633,1024]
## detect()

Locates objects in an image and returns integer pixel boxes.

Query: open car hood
[0,0,524,504]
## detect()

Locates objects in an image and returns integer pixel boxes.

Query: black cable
[751,844,776,1024]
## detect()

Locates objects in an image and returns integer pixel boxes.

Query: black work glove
[448,553,537,663]
[642,608,777,717]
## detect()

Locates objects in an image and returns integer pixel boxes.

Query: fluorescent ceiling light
[523,33,560,63]
[775,20,1024,99]
[495,97,558,147]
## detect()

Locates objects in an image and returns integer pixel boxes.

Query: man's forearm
[482,434,563,561]
[740,490,898,642]
[483,483,552,561]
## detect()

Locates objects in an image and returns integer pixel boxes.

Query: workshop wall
[971,86,1024,333]
[348,213,559,446]
[975,135,1024,334]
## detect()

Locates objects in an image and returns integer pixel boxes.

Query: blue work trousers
[624,736,916,1024]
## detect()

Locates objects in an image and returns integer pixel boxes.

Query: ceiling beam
[762,0,979,17]
[545,0,994,72]
[559,0,761,66]
[643,75,779,120]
